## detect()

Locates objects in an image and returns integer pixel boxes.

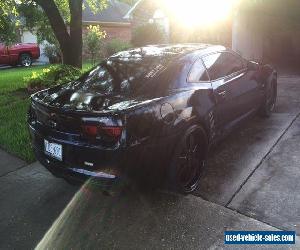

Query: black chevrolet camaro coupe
[28,44,277,194]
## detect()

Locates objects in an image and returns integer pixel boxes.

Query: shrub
[24,64,81,93]
[104,39,132,57]
[43,43,62,64]
[131,23,166,47]
[83,25,106,65]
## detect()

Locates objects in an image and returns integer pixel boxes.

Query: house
[125,0,300,67]
[124,0,232,48]
[20,0,132,63]
[82,0,131,42]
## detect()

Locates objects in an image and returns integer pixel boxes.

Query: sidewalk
[0,148,26,176]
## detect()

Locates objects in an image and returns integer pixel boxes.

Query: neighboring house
[20,30,48,63]
[124,0,170,36]
[124,0,231,47]
[82,0,131,42]
[20,0,131,63]
[125,0,300,66]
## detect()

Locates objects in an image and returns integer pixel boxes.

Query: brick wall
[102,25,132,42]
[83,24,132,42]
[82,23,132,61]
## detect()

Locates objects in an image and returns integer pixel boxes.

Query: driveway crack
[0,164,30,178]
[225,111,300,207]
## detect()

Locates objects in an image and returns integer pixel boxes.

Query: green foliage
[0,16,18,44]
[43,43,62,64]
[132,23,166,47]
[24,64,81,92]
[0,65,49,162]
[0,64,93,162]
[0,0,19,44]
[104,38,132,57]
[0,0,108,45]
[83,0,107,14]
[83,25,106,65]
[18,1,57,45]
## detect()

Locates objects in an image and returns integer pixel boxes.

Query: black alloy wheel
[170,126,206,194]
[266,81,277,112]
[260,80,277,117]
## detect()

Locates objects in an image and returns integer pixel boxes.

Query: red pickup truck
[0,43,40,67]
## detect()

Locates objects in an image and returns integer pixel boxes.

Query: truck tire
[19,53,32,67]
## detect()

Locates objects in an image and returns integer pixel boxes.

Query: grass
[0,63,93,163]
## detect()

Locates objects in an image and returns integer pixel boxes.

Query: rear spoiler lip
[31,97,124,117]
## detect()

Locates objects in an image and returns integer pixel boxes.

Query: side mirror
[247,61,259,71]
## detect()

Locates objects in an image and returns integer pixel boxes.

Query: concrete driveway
[1,74,300,249]
[195,75,300,233]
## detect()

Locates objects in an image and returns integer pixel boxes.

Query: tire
[260,80,277,117]
[168,125,207,194]
[19,53,32,67]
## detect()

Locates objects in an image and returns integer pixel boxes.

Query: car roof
[110,44,227,60]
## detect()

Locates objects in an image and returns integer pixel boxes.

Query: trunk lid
[32,84,156,114]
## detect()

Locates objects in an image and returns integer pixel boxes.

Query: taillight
[81,117,124,142]
[82,125,98,137]
[82,124,123,141]
[101,126,123,138]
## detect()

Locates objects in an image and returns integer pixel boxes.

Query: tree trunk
[68,0,83,68]
[35,0,83,69]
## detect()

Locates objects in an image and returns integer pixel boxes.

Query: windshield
[77,55,176,96]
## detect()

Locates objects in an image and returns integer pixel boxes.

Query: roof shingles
[83,0,131,24]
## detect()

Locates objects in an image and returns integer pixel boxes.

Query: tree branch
[34,0,70,50]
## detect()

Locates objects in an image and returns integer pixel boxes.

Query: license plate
[44,140,62,161]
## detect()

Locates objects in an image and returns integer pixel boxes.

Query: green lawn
[0,63,93,162]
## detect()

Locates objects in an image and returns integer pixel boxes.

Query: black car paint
[28,44,277,187]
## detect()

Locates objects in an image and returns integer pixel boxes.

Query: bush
[131,23,166,47]
[83,25,106,65]
[43,43,62,64]
[24,64,81,93]
[104,39,132,57]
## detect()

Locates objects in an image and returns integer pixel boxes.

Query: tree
[0,0,107,68]
[83,25,106,65]
[0,0,20,44]
[33,0,107,68]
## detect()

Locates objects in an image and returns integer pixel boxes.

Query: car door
[201,52,236,132]
[221,51,263,118]
[202,51,259,132]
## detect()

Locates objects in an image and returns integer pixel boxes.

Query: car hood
[32,83,160,113]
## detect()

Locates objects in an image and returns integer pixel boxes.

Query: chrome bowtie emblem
[49,120,57,128]
[49,113,58,128]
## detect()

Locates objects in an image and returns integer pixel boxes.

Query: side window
[188,59,209,82]
[203,52,246,81]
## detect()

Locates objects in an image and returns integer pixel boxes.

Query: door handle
[218,90,226,98]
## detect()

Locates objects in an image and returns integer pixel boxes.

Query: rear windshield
[77,55,176,96]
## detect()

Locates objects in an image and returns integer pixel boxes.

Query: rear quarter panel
[8,43,40,63]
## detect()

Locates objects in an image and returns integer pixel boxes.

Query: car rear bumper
[29,123,176,186]
[34,147,121,187]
